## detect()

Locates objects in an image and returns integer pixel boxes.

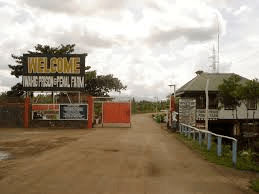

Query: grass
[176,133,259,192]
[176,134,233,168]
[251,179,259,192]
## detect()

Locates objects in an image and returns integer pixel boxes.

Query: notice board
[60,104,88,120]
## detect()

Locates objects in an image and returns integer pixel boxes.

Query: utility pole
[216,14,220,73]
[205,79,209,131]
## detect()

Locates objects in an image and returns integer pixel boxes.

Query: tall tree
[239,79,259,124]
[7,44,126,97]
[218,75,242,119]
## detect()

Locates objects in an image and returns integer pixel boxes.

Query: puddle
[23,132,48,134]
[104,149,119,152]
[0,151,13,160]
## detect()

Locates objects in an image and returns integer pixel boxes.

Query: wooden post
[24,96,30,128]
[87,96,93,129]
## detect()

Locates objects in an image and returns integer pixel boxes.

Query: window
[247,98,257,110]
[196,95,218,109]
[209,95,218,109]
[196,96,205,109]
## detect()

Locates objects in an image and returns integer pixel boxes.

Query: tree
[85,70,127,96]
[239,79,259,125]
[218,75,242,119]
[7,44,126,97]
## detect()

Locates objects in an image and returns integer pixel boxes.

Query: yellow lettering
[44,58,50,73]
[50,57,57,73]
[73,57,80,73]
[27,56,81,74]
[37,57,46,73]
[57,58,63,73]
[63,57,73,73]
[28,57,37,73]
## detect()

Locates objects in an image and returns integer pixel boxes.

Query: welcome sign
[22,54,87,91]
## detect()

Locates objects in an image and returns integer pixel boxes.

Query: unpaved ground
[0,114,257,194]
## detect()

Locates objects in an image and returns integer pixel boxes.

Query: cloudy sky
[0,0,258,100]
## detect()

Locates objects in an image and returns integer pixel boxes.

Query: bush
[236,150,259,171]
[251,179,259,192]
[153,113,166,123]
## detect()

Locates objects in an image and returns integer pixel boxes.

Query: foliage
[7,44,126,97]
[218,75,242,110]
[218,76,259,116]
[239,79,259,115]
[239,79,259,100]
[236,150,259,171]
[32,94,53,104]
[131,99,169,114]
[85,71,127,96]
[0,92,8,102]
[251,179,259,192]
[153,113,167,123]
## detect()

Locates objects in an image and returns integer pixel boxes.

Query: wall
[218,102,259,120]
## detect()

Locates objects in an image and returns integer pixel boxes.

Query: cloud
[19,0,128,16]
[233,5,251,16]
[14,9,33,24]
[147,22,221,46]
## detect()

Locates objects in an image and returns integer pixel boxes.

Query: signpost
[32,104,88,120]
[60,104,87,120]
[22,53,91,128]
[22,54,87,91]
[179,98,196,126]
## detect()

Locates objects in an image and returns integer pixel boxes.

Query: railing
[179,123,238,167]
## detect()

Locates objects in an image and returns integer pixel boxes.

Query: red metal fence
[102,102,131,124]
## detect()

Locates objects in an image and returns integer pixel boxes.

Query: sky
[0,0,258,100]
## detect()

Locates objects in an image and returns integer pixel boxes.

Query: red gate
[102,102,131,127]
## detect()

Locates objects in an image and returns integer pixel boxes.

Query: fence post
[24,96,30,128]
[207,133,211,151]
[180,124,182,133]
[188,127,191,138]
[232,141,237,167]
[193,130,195,140]
[87,96,93,129]
[199,132,202,145]
[217,136,222,156]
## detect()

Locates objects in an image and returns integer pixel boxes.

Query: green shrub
[236,150,259,171]
[153,113,166,123]
[251,179,259,192]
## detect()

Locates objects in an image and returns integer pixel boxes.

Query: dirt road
[0,114,256,193]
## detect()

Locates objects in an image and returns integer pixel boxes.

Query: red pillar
[87,96,93,129]
[24,96,30,128]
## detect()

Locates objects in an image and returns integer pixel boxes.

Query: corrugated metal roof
[176,72,249,96]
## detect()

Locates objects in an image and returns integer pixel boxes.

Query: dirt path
[0,114,256,194]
